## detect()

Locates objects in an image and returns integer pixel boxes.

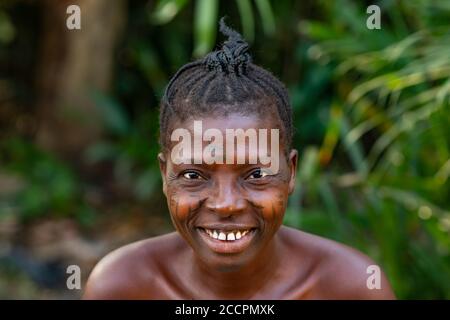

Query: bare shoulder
[83,232,184,299]
[280,226,396,299]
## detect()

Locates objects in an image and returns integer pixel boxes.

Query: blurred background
[0,0,449,299]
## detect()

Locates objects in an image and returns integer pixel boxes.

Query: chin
[198,250,257,272]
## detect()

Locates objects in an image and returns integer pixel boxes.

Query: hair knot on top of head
[160,16,293,153]
[204,17,252,75]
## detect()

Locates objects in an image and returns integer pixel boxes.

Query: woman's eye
[182,171,203,180]
[248,169,268,179]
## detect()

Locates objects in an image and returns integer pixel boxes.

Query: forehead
[166,113,283,169]
[174,113,278,133]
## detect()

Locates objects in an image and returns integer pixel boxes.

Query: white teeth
[227,233,235,241]
[204,229,252,241]
[218,232,226,240]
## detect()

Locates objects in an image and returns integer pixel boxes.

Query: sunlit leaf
[193,0,219,57]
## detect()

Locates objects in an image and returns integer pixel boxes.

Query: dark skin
[83,114,395,300]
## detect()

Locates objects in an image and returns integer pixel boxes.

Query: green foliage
[86,90,161,201]
[283,0,450,298]
[0,138,95,225]
[0,10,15,44]
[149,0,276,57]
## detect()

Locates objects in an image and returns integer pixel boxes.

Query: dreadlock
[159,17,293,153]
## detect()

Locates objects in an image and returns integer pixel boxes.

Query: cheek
[253,168,291,222]
[251,188,288,222]
[168,188,203,223]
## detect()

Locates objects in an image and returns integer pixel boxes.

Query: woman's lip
[196,227,257,254]
[197,225,257,231]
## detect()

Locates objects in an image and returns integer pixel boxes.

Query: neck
[190,232,283,299]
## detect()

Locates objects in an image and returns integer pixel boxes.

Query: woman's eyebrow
[170,153,281,165]
[171,161,273,171]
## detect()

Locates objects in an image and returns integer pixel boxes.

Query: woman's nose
[205,179,247,215]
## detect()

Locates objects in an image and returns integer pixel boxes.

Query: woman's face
[159,114,297,271]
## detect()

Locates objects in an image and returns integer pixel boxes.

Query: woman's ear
[288,149,298,195]
[158,152,168,196]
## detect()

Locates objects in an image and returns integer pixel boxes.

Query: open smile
[196,227,257,254]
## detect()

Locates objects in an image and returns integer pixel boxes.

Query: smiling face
[159,113,297,271]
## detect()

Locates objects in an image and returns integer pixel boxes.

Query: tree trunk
[36,0,126,159]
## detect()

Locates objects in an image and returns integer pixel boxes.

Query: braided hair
[159,17,293,153]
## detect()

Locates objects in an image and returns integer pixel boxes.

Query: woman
[83,19,395,300]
